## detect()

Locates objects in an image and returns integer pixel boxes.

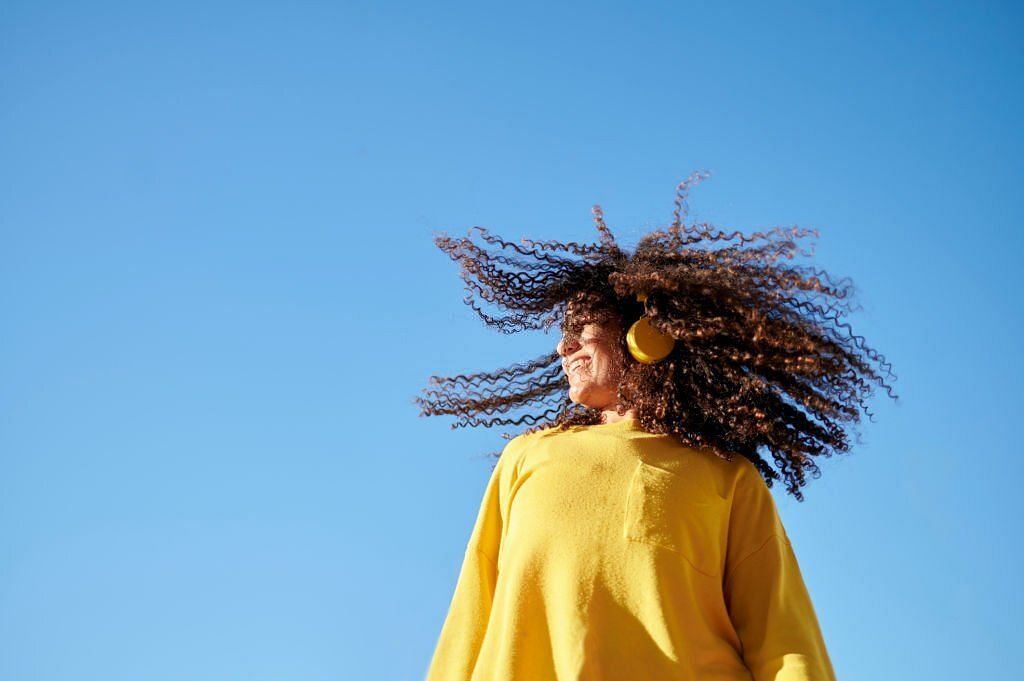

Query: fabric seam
[476,547,498,571]
[729,533,788,574]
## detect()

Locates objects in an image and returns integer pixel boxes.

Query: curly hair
[414,170,899,500]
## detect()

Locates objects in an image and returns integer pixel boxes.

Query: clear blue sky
[2,2,1021,679]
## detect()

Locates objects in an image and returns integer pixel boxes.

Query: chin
[568,392,590,406]
[569,394,601,410]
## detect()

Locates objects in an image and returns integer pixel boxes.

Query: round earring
[626,293,676,364]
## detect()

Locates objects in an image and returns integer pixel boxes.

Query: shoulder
[653,443,777,512]
[503,422,570,449]
[650,440,755,502]
[497,427,550,467]
[686,445,766,494]
[720,453,791,547]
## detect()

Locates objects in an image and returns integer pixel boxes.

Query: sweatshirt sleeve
[723,463,837,681]
[425,439,520,681]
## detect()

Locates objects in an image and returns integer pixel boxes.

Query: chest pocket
[622,460,729,578]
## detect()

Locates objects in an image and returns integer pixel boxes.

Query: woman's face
[556,316,627,411]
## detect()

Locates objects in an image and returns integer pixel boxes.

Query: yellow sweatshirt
[426,417,837,681]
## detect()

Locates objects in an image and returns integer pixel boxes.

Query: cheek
[594,354,623,384]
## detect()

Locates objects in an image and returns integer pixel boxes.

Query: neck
[601,408,636,425]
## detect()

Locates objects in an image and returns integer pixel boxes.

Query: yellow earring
[626,293,676,364]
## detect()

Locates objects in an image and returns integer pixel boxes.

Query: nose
[557,336,581,358]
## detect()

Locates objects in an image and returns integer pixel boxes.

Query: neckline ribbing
[586,417,639,429]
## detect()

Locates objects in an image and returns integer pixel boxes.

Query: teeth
[570,360,589,374]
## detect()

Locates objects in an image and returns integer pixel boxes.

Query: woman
[416,171,897,680]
